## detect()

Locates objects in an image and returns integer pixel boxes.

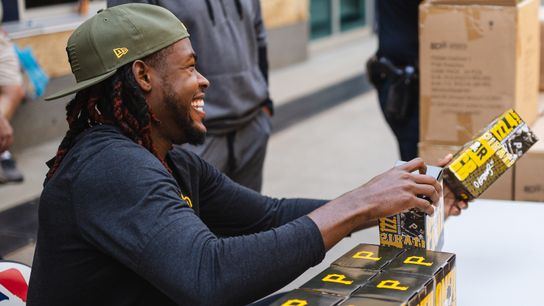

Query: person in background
[109,0,273,192]
[0,4,25,184]
[368,0,420,162]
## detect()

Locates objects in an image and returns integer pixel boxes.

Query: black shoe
[0,157,24,183]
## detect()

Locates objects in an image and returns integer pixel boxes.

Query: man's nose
[197,71,210,89]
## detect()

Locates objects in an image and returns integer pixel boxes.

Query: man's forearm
[308,194,372,251]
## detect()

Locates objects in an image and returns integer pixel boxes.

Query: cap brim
[45,69,118,101]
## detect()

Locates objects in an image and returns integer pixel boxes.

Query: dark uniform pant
[377,80,419,161]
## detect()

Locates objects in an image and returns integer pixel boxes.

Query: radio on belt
[444,109,538,201]
[379,162,445,251]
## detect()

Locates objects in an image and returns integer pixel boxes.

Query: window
[309,0,367,40]
[310,0,333,39]
[340,0,365,32]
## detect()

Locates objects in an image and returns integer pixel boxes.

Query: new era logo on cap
[113,48,129,59]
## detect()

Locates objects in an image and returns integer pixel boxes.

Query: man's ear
[132,60,152,93]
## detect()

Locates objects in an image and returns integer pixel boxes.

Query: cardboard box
[419,0,540,145]
[300,266,377,297]
[515,116,544,201]
[268,289,344,306]
[331,244,405,271]
[379,164,445,251]
[352,271,434,306]
[418,142,514,200]
[444,109,538,200]
[386,248,456,306]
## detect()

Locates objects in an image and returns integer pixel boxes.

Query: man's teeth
[192,99,204,112]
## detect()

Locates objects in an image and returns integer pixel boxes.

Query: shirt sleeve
[72,143,326,305]
[190,151,328,236]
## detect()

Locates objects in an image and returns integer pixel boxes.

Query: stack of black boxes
[270,165,455,305]
[269,244,455,306]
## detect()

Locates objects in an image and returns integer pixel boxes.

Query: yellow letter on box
[322,274,353,285]
[281,300,308,306]
[353,251,381,261]
[377,280,409,291]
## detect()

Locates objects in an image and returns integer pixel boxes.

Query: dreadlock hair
[46,48,173,179]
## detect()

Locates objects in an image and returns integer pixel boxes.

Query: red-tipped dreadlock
[46,51,172,179]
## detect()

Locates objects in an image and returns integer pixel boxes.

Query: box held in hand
[418,141,514,200]
[379,163,444,251]
[444,109,538,200]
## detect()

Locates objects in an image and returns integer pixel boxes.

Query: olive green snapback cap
[46,3,189,100]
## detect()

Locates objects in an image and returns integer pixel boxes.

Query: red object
[0,268,28,302]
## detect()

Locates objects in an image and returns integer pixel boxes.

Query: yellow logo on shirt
[181,194,193,208]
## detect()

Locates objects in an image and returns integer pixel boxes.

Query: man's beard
[164,90,206,146]
[184,121,206,145]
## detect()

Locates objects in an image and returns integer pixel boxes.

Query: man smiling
[27,4,460,305]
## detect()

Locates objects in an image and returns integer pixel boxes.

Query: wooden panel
[13,31,73,78]
[261,0,309,29]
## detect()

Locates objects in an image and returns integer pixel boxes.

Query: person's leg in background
[377,81,419,162]
[0,34,25,184]
[229,111,271,192]
[182,111,271,192]
[0,85,25,184]
[183,133,230,173]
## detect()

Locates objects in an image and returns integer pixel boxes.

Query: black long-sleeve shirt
[27,125,326,306]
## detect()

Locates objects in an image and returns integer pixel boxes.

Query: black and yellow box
[445,109,538,200]
[331,244,405,271]
[351,271,433,306]
[379,164,445,251]
[387,248,456,306]
[300,266,378,296]
[269,289,344,306]
[337,296,418,306]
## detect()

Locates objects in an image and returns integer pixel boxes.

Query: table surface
[442,199,544,306]
[279,199,544,304]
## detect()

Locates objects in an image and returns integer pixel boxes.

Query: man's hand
[0,111,13,153]
[352,158,441,218]
[308,158,442,250]
[436,154,469,218]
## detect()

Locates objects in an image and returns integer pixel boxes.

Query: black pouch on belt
[366,55,419,124]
